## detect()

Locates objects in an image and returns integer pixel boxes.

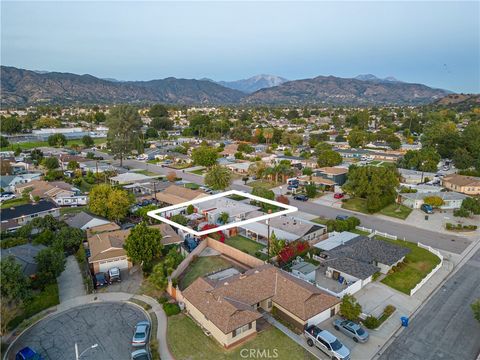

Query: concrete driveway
[8,302,147,360]
[98,267,143,295]
[57,256,86,303]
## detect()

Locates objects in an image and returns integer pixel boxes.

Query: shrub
[340,294,362,321]
[372,272,381,281]
[163,302,181,316]
[363,315,379,329]
[0,237,28,249]
[453,208,470,218]
[75,245,86,265]
[383,305,396,316]
[158,296,169,304]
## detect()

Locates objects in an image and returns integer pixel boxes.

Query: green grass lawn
[60,206,87,215]
[312,217,329,225]
[350,228,372,236]
[1,197,30,209]
[167,314,316,360]
[8,283,60,330]
[184,182,200,190]
[1,138,105,151]
[379,237,441,295]
[248,179,280,189]
[225,235,265,257]
[341,198,369,213]
[379,203,413,220]
[133,169,158,176]
[179,256,233,290]
[189,168,206,176]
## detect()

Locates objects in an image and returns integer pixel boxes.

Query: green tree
[305,184,318,198]
[67,160,79,170]
[106,105,142,166]
[317,149,342,168]
[170,214,188,226]
[340,294,362,321]
[36,248,66,283]
[186,204,195,215]
[399,147,440,173]
[151,117,174,130]
[252,186,275,201]
[423,196,444,208]
[145,127,158,139]
[472,299,480,323]
[191,146,218,167]
[47,133,67,147]
[218,212,229,224]
[124,222,163,267]
[269,232,286,256]
[88,184,133,221]
[453,148,474,170]
[461,197,480,215]
[348,129,369,148]
[43,156,59,170]
[149,104,169,118]
[82,135,94,147]
[205,165,232,190]
[54,227,85,254]
[0,136,9,148]
[343,165,399,213]
[1,117,22,134]
[1,257,30,300]
[422,120,461,158]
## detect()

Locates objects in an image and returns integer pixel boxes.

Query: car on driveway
[333,193,344,199]
[0,192,16,202]
[131,349,151,360]
[304,325,350,360]
[94,272,110,288]
[287,185,298,190]
[336,215,349,221]
[15,347,45,360]
[108,267,121,283]
[293,194,308,201]
[333,318,369,343]
[421,204,434,214]
[132,321,151,347]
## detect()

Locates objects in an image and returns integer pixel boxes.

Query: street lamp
[75,343,98,360]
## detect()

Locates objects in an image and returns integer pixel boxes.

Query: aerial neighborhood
[1,2,479,359]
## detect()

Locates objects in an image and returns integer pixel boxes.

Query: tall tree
[106,105,142,166]
[192,146,218,167]
[47,133,67,147]
[205,165,232,190]
[82,135,94,147]
[88,184,134,221]
[124,222,163,267]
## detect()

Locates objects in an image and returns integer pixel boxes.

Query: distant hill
[354,74,401,82]
[0,66,245,107]
[1,66,452,107]
[218,74,288,93]
[433,94,480,111]
[243,75,450,106]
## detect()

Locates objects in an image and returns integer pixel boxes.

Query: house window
[267,299,272,308]
[233,323,252,338]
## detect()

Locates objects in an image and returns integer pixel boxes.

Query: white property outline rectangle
[147,189,298,237]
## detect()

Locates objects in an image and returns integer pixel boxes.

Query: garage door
[99,258,129,272]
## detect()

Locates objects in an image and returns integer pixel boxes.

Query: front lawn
[179,256,233,290]
[341,198,369,213]
[225,235,265,257]
[248,179,280,189]
[8,283,60,330]
[167,313,316,360]
[379,203,412,220]
[188,168,206,175]
[379,237,441,295]
[133,169,158,176]
[1,198,29,209]
[312,217,329,225]
[60,206,87,215]
[184,182,200,190]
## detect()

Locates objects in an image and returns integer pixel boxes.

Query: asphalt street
[118,158,473,255]
[379,247,480,360]
[8,302,147,360]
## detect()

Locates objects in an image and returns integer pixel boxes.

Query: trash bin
[425,215,429,221]
[401,316,409,327]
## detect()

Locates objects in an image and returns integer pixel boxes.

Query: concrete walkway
[5,292,173,360]
[57,256,86,303]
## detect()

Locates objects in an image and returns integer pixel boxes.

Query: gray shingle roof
[0,244,47,276]
[65,211,98,229]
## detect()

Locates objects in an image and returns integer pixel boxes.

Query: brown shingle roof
[87,229,130,262]
[318,167,348,175]
[156,184,206,205]
[443,174,480,187]
[150,223,182,245]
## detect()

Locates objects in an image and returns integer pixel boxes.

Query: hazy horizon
[1,1,479,93]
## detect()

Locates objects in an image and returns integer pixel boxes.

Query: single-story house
[15,180,88,206]
[151,223,182,245]
[0,173,42,192]
[65,211,112,230]
[398,168,437,184]
[442,174,480,195]
[109,172,155,185]
[195,197,260,224]
[225,162,252,174]
[87,229,132,273]
[313,167,348,186]
[182,264,340,348]
[1,200,60,232]
[398,191,468,210]
[155,184,207,206]
[0,244,47,277]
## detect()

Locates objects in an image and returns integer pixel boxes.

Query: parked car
[336,215,349,221]
[15,347,45,360]
[333,193,344,199]
[333,318,369,343]
[304,325,350,360]
[131,349,151,360]
[108,267,121,283]
[420,204,434,214]
[293,194,308,201]
[132,321,151,347]
[94,272,110,288]
[121,223,136,230]
[287,185,298,190]
[288,179,299,186]
[0,192,16,202]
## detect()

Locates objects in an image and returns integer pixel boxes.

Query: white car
[0,192,16,202]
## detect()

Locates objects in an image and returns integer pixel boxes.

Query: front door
[332,270,340,280]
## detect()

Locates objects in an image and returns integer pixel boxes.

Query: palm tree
[205,165,232,190]
[263,128,274,145]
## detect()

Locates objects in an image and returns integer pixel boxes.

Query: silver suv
[304,325,350,360]
[108,267,121,283]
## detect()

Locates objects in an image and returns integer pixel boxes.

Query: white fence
[409,242,444,296]
[355,226,373,233]
[373,230,397,240]
[316,280,363,298]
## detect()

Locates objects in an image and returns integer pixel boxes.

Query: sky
[1,1,479,93]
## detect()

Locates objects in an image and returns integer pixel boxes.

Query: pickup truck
[304,325,350,360]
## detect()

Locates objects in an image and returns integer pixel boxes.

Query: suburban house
[441,174,480,195]
[87,228,132,273]
[398,168,437,184]
[0,173,42,192]
[336,148,401,162]
[0,200,60,232]
[225,162,251,174]
[273,155,316,169]
[15,180,88,206]
[59,154,88,170]
[109,172,157,185]
[0,244,47,277]
[195,197,260,225]
[65,211,112,230]
[314,235,410,296]
[239,213,327,244]
[398,191,468,210]
[313,167,348,186]
[155,184,207,206]
[220,143,239,157]
[182,264,340,348]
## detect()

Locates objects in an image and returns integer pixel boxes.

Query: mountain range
[0,66,452,107]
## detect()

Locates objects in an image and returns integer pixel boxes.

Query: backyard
[342,198,412,220]
[178,255,234,290]
[378,236,441,294]
[167,313,316,360]
[225,235,266,258]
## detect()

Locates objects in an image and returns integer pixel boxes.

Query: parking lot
[8,302,147,360]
